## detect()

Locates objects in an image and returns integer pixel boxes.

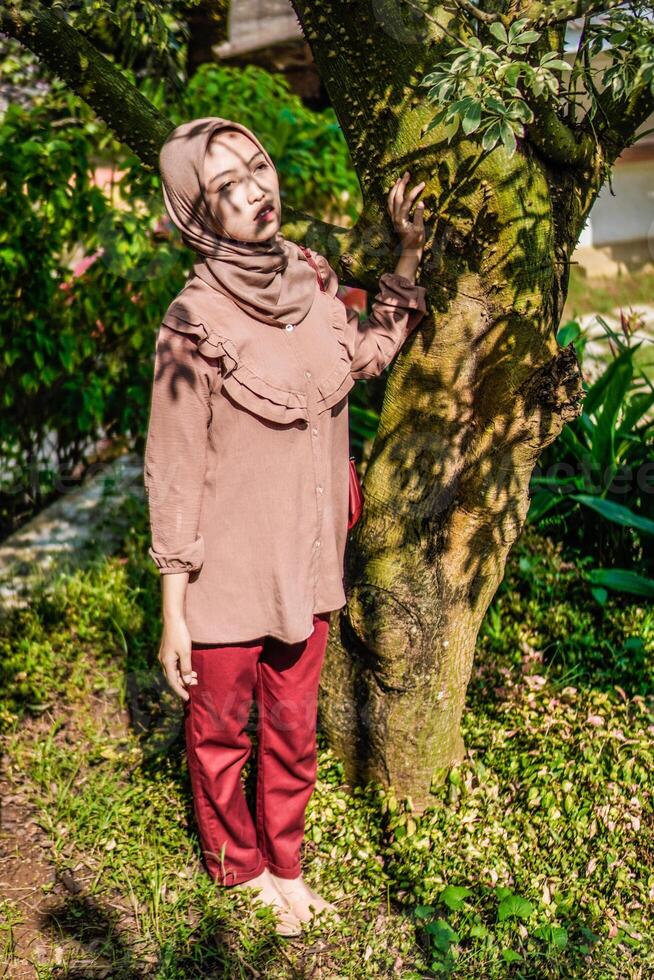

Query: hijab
[158,116,318,328]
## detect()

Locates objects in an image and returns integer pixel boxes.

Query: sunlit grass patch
[1,502,652,976]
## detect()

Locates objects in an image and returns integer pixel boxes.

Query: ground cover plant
[0,492,651,977]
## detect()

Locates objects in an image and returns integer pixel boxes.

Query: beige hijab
[158,116,318,328]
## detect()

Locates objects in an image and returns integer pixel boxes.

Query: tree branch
[266,207,375,289]
[0,0,171,168]
[524,91,595,167]
[448,0,502,25]
[399,0,475,43]
[589,76,654,164]
[521,0,627,28]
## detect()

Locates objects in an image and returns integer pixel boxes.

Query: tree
[2,0,653,809]
[185,0,229,79]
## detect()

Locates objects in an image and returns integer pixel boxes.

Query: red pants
[183,611,331,886]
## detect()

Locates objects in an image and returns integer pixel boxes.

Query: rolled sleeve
[147,535,205,574]
[143,325,214,575]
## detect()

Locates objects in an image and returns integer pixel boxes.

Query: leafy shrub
[528,315,654,598]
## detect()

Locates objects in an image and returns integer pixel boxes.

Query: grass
[0,494,652,977]
[563,264,654,320]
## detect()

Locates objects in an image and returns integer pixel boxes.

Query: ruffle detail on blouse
[221,355,310,424]
[161,309,308,423]
[148,534,204,574]
[327,294,357,354]
[161,307,354,423]
[161,310,227,359]
[314,326,356,413]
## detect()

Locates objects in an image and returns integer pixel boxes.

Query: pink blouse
[143,248,428,644]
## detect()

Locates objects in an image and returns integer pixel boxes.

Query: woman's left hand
[388,171,426,256]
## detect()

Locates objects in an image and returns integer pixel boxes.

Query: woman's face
[203,130,281,242]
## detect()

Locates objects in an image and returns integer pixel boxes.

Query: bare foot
[269,873,341,924]
[234,868,302,937]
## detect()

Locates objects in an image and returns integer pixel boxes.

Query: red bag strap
[298,244,326,292]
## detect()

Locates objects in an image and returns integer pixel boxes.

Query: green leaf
[587,568,654,598]
[541,57,570,72]
[482,122,502,152]
[425,918,459,953]
[497,894,534,921]
[527,488,566,522]
[20,139,44,158]
[559,420,590,463]
[530,73,546,99]
[502,949,523,963]
[557,320,581,347]
[451,51,476,73]
[583,345,637,417]
[450,95,477,114]
[439,885,473,911]
[590,357,633,467]
[577,411,595,442]
[422,107,449,136]
[570,494,654,536]
[486,95,508,114]
[489,22,508,44]
[444,113,461,141]
[632,336,654,374]
[618,391,654,435]
[504,63,523,87]
[421,70,450,86]
[462,102,482,135]
[515,30,540,45]
[500,120,517,156]
[508,17,531,37]
[534,924,569,948]
[508,99,534,123]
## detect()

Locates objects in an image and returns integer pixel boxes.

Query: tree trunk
[291,0,588,809]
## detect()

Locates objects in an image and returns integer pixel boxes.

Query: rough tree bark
[2,0,652,809]
[287,0,654,809]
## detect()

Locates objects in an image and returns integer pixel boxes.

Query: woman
[144,116,427,938]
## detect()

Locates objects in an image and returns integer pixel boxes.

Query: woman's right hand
[158,615,198,702]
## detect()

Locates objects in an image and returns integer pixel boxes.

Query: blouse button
[311,426,318,436]
[305,370,312,379]
[316,485,323,494]
[285,323,294,332]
